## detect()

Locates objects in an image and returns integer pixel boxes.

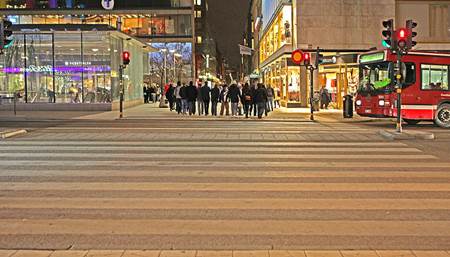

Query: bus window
[404,63,416,85]
[421,64,449,91]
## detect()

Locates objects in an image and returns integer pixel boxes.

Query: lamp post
[174,53,182,81]
[159,48,168,108]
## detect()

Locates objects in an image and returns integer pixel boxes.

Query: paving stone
[196,251,232,257]
[13,251,53,257]
[340,251,379,257]
[50,251,88,257]
[376,251,415,257]
[233,251,270,257]
[85,251,124,257]
[122,251,160,257]
[269,251,306,257]
[160,251,196,257]
[0,251,16,257]
[305,251,342,257]
[413,251,450,257]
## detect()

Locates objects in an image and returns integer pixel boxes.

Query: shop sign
[359,52,385,64]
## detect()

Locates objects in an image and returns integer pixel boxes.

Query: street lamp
[174,53,182,81]
[159,48,168,108]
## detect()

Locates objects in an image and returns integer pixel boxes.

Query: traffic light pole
[396,52,403,133]
[119,64,124,119]
[309,65,315,121]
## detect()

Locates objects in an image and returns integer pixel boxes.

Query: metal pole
[309,66,314,121]
[396,52,403,133]
[24,34,28,103]
[51,32,56,103]
[119,65,124,118]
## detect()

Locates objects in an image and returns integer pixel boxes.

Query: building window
[195,10,202,18]
[197,36,202,44]
[421,64,449,90]
[195,0,202,6]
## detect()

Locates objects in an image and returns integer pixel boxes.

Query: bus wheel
[404,119,420,125]
[435,103,450,128]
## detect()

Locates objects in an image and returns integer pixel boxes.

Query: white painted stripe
[0,146,422,153]
[1,182,449,191]
[1,219,449,236]
[1,198,449,210]
[0,141,406,147]
[1,170,449,179]
[401,105,438,110]
[0,160,447,168]
[0,153,435,160]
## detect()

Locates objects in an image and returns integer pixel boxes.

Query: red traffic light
[398,28,407,39]
[304,53,310,61]
[122,51,130,65]
[291,49,304,65]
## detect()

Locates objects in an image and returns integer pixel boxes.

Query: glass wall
[2,0,192,9]
[0,31,147,104]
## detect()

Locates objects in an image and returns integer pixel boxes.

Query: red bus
[355,50,450,128]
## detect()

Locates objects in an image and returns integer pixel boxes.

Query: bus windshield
[358,62,394,95]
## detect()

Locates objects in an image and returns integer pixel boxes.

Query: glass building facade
[0,30,150,104]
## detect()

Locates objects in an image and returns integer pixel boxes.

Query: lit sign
[101,0,114,10]
[359,52,385,64]
[2,65,111,73]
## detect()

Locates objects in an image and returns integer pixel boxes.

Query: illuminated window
[195,11,202,18]
[197,36,202,44]
[195,0,202,6]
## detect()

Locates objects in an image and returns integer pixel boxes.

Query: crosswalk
[0,120,449,250]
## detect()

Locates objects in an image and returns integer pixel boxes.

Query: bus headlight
[356,100,362,106]
[379,100,385,106]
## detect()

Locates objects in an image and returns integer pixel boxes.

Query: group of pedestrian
[163,81,279,119]
[143,84,158,104]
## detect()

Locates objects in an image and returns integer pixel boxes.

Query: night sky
[207,0,248,71]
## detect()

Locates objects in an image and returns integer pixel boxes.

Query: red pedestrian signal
[303,52,311,65]
[122,51,130,66]
[397,28,407,50]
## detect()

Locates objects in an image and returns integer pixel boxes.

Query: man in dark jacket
[210,84,220,116]
[200,83,211,116]
[166,83,175,111]
[186,81,198,115]
[228,83,241,117]
[254,83,268,119]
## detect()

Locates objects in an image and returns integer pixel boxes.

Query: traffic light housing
[315,48,324,66]
[406,20,417,50]
[382,19,396,51]
[122,51,130,66]
[303,52,311,66]
[0,19,13,50]
[397,28,408,52]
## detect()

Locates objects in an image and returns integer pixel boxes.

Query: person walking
[174,81,183,114]
[219,84,230,116]
[143,85,148,104]
[274,86,281,108]
[196,83,204,116]
[166,83,175,111]
[251,83,258,117]
[180,83,188,114]
[186,81,198,115]
[320,86,331,109]
[266,85,275,112]
[200,82,211,116]
[254,83,268,119]
[210,84,220,116]
[228,83,241,117]
[242,83,253,118]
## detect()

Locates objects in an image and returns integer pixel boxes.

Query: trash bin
[343,94,353,118]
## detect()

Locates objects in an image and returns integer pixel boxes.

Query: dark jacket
[200,85,211,102]
[180,86,187,99]
[186,85,198,102]
[219,88,229,103]
[242,86,252,103]
[166,86,175,101]
[267,87,275,98]
[254,86,268,104]
[211,86,220,102]
[228,84,241,103]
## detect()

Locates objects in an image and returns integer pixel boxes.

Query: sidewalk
[0,250,449,257]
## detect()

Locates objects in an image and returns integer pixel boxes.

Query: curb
[0,129,28,139]
[378,130,435,140]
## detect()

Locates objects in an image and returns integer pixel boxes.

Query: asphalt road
[0,112,449,250]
